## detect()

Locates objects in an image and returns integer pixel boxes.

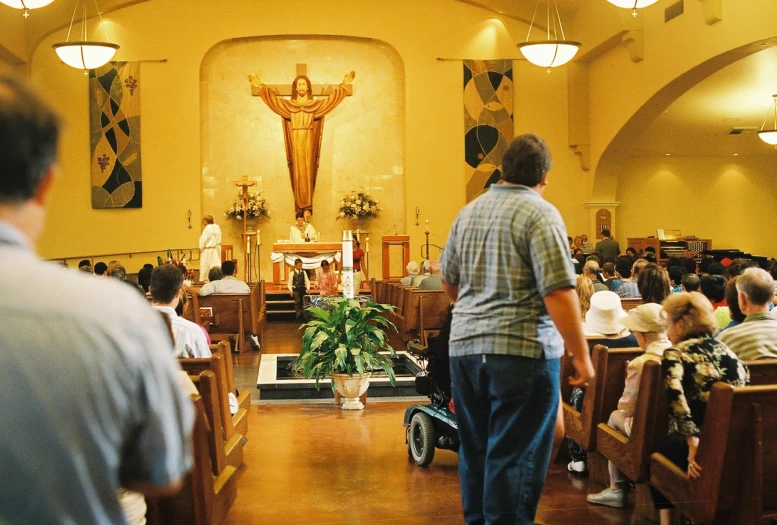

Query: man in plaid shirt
[440,133,594,525]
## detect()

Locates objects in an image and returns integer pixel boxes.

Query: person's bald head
[737,267,774,311]
[583,260,600,280]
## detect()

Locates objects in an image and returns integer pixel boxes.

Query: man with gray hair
[584,260,608,293]
[718,267,777,360]
[440,133,594,524]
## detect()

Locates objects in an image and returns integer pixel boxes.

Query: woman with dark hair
[625,247,637,259]
[638,263,671,304]
[651,292,748,525]
[700,275,730,328]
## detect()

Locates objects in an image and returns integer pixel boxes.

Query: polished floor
[225,322,642,525]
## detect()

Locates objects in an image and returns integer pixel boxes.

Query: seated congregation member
[624,246,637,259]
[288,258,310,322]
[418,272,443,290]
[400,261,420,286]
[150,265,211,358]
[207,266,223,282]
[611,256,632,292]
[668,266,684,294]
[584,260,608,292]
[700,274,730,328]
[616,258,648,298]
[77,258,91,270]
[595,229,620,261]
[199,260,249,296]
[290,210,317,242]
[411,260,431,287]
[601,262,619,290]
[698,257,714,276]
[680,257,697,276]
[718,275,746,332]
[707,261,725,276]
[568,291,637,474]
[638,263,671,304]
[681,272,700,292]
[0,73,193,523]
[650,292,749,525]
[718,268,777,360]
[587,303,672,508]
[137,263,154,293]
[317,260,338,296]
[94,261,108,277]
[576,274,594,318]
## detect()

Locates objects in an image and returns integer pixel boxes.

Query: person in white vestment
[290,211,317,242]
[199,215,222,282]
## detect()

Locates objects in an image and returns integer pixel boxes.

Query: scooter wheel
[409,412,436,466]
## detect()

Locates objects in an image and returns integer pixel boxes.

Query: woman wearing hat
[587,303,672,508]
[650,292,748,525]
[568,292,638,473]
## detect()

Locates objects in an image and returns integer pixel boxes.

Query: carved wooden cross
[250,63,354,97]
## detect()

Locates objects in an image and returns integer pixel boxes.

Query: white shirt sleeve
[290,226,304,243]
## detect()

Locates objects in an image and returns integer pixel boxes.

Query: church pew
[147,393,237,525]
[180,353,246,468]
[596,360,667,484]
[209,340,250,413]
[650,383,777,525]
[747,358,777,385]
[561,345,643,453]
[189,281,265,353]
[621,298,641,311]
[397,288,450,342]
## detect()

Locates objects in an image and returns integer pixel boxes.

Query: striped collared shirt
[717,312,777,361]
[439,183,575,359]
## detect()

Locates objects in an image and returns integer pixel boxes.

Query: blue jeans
[450,353,560,525]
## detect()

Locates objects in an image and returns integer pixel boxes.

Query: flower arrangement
[157,250,195,281]
[225,191,269,221]
[338,190,381,220]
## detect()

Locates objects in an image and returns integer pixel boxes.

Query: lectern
[381,235,410,280]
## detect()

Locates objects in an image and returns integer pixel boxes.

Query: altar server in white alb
[199,215,222,281]
[290,210,317,242]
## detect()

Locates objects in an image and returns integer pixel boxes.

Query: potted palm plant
[295,298,397,410]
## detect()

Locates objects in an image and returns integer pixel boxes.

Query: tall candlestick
[366,237,369,253]
[425,219,430,234]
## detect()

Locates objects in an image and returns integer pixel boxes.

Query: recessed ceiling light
[733,153,739,156]
[665,153,671,156]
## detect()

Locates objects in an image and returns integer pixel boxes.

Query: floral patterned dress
[662,334,749,438]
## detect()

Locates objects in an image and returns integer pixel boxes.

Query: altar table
[271,242,342,285]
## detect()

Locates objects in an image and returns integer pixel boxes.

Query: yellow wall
[617,156,777,257]
[0,7,27,63]
[31,0,559,265]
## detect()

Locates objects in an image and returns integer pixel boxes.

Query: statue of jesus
[247,71,355,212]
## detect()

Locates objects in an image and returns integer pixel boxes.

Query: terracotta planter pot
[331,372,372,410]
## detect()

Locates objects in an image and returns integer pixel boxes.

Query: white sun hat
[583,291,628,336]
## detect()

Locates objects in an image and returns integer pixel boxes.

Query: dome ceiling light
[517,0,581,72]
[52,0,119,74]
[0,0,55,18]
[758,94,777,147]
[607,0,660,17]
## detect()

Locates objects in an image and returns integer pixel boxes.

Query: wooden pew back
[621,298,641,311]
[651,383,777,524]
[180,353,234,442]
[747,358,777,385]
[562,345,643,451]
[192,371,228,477]
[189,281,265,352]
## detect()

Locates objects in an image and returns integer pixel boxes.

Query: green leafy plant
[295,299,397,391]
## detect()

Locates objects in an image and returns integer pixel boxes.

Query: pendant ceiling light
[52,0,119,74]
[758,94,777,146]
[607,0,660,17]
[0,0,55,18]
[517,1,581,72]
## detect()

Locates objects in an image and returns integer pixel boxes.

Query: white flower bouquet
[338,190,381,219]
[225,191,270,221]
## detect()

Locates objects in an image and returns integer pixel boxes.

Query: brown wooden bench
[392,288,450,344]
[146,391,237,525]
[650,383,777,524]
[179,353,245,469]
[209,340,250,415]
[561,345,643,452]
[621,298,642,311]
[747,358,777,386]
[189,281,266,353]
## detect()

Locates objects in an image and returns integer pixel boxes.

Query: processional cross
[248,63,355,213]
[234,175,257,280]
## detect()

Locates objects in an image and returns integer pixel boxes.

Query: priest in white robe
[199,215,222,281]
[290,211,317,243]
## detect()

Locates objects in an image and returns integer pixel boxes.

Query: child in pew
[586,303,672,508]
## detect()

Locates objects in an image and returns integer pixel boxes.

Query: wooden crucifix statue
[247,64,355,213]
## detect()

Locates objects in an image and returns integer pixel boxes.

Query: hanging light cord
[64,0,80,42]
[63,0,112,43]
[94,0,111,42]
[762,95,777,132]
[525,0,541,42]
[525,1,567,42]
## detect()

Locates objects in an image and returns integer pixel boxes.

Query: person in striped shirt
[717,267,777,360]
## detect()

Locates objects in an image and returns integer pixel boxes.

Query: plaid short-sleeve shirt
[439,183,575,359]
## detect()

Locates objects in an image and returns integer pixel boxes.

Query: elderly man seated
[400,261,420,286]
[718,267,777,360]
[199,260,249,296]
